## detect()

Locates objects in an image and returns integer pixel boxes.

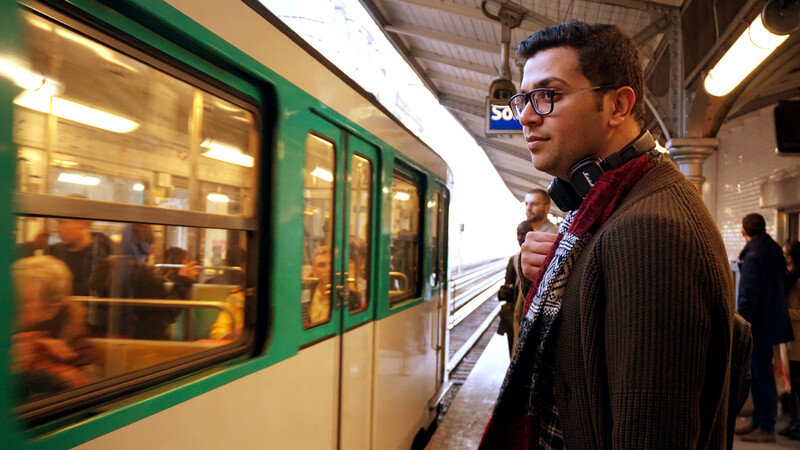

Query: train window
[302,134,335,327]
[11,9,258,423]
[347,154,371,314]
[14,11,256,216]
[12,217,250,404]
[389,173,421,304]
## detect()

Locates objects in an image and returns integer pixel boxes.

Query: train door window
[389,172,421,304]
[11,9,259,424]
[302,134,335,327]
[430,192,440,288]
[347,154,371,313]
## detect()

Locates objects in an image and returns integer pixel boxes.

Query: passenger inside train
[11,256,99,402]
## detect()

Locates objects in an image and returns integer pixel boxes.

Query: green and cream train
[0,0,452,448]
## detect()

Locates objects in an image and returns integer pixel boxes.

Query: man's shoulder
[535,221,558,233]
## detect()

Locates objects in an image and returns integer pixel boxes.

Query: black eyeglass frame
[508,85,615,119]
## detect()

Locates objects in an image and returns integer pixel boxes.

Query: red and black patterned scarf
[479,152,659,449]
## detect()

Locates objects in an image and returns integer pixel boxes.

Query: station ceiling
[357,0,800,202]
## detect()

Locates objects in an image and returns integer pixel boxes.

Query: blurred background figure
[736,213,794,442]
[523,189,556,234]
[781,240,800,440]
[11,256,98,401]
[497,220,535,357]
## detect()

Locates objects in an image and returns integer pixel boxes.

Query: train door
[301,116,377,449]
[430,184,450,395]
[338,135,378,449]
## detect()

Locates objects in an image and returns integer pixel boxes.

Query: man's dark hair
[517,20,645,127]
[527,188,551,206]
[742,213,767,237]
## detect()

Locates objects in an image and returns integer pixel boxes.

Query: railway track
[446,257,508,378]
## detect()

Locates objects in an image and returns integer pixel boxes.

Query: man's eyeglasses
[507,85,613,120]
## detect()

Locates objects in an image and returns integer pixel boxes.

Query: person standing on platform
[497,220,535,357]
[480,21,734,449]
[781,240,800,439]
[524,189,557,234]
[735,214,794,442]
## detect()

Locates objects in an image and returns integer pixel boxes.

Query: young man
[735,213,793,442]
[523,189,557,234]
[481,21,734,449]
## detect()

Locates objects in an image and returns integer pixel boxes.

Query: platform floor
[427,333,509,449]
[427,332,800,449]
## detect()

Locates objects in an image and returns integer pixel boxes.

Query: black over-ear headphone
[547,129,656,212]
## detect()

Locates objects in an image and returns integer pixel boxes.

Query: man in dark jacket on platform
[480,20,734,449]
[736,213,794,442]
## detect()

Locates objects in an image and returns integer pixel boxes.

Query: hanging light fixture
[703,10,791,97]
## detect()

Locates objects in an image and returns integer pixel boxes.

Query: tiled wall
[712,105,800,260]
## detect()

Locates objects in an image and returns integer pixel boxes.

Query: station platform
[427,333,800,449]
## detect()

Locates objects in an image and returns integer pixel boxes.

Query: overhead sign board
[485,99,523,135]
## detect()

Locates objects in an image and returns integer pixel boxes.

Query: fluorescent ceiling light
[0,58,62,96]
[201,138,254,167]
[207,193,230,203]
[58,173,100,185]
[310,167,333,182]
[51,159,78,167]
[14,90,139,133]
[394,192,410,201]
[133,183,145,192]
[704,14,789,97]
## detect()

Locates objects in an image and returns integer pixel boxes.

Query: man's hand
[178,261,199,280]
[520,231,558,281]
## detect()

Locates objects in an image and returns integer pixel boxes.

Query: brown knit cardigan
[551,159,734,449]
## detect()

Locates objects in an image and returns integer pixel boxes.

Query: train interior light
[200,138,254,167]
[703,13,789,97]
[57,173,101,186]
[310,167,333,182]
[13,90,139,133]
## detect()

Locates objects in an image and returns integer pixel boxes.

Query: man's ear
[607,86,636,127]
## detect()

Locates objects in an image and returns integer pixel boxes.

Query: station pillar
[665,137,718,192]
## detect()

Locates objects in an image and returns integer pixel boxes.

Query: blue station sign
[485,101,523,135]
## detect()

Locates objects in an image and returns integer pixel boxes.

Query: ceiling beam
[474,136,528,159]
[385,24,499,53]
[634,14,671,46]
[393,0,555,30]
[428,70,490,91]
[412,48,499,77]
[439,93,485,117]
[584,0,673,14]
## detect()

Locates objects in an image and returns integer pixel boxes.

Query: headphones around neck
[547,129,656,212]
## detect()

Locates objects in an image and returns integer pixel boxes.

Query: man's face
[524,192,550,222]
[312,252,332,287]
[55,219,89,247]
[519,46,610,180]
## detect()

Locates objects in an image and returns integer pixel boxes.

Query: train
[0,0,453,448]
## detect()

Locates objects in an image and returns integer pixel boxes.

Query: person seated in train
[346,239,367,312]
[302,245,332,326]
[209,248,247,340]
[11,255,99,402]
[90,224,198,340]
